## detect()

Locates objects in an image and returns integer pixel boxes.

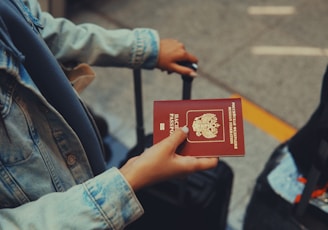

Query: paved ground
[64,0,328,229]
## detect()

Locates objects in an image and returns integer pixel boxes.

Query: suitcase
[123,63,234,230]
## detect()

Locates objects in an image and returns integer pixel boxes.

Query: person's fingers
[162,126,189,150]
[194,157,219,170]
[177,155,219,172]
[171,52,199,76]
[168,126,189,149]
[182,52,198,64]
[169,63,198,77]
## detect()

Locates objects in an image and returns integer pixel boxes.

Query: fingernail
[189,72,198,77]
[191,63,198,70]
[181,126,189,133]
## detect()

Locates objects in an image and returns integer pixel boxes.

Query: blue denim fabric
[24,0,160,69]
[268,146,328,214]
[0,0,144,228]
[267,146,305,203]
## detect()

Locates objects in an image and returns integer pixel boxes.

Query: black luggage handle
[132,62,198,206]
[132,62,198,154]
[179,61,198,100]
[133,68,146,155]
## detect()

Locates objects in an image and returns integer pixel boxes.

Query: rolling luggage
[123,63,234,230]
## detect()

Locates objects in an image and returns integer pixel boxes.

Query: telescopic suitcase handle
[132,62,199,206]
[178,61,198,100]
[133,68,146,154]
[132,62,198,154]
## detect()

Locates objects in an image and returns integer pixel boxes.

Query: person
[243,65,328,230]
[0,0,219,229]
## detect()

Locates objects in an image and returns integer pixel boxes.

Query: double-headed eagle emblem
[192,113,220,139]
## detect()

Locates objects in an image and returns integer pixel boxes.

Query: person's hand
[120,127,219,191]
[156,39,198,77]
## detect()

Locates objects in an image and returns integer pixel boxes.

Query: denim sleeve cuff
[131,28,160,69]
[83,167,144,229]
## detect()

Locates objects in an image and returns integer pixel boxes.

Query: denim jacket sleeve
[0,168,144,230]
[25,0,160,69]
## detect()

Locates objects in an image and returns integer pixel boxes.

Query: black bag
[123,66,234,230]
[243,65,328,230]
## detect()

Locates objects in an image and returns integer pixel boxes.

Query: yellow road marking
[231,94,297,142]
[247,6,296,15]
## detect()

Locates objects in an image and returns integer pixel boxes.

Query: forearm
[38,11,159,68]
[24,0,159,68]
[0,168,143,230]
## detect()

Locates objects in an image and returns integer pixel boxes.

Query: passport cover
[153,98,245,157]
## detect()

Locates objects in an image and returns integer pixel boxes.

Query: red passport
[153,98,245,157]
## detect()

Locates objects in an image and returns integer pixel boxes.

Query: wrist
[119,158,147,191]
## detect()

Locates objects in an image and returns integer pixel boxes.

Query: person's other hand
[120,127,219,191]
[156,39,198,77]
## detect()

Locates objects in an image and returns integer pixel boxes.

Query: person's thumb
[165,126,189,150]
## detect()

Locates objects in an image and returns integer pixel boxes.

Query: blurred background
[39,0,328,229]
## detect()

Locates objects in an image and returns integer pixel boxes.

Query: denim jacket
[0,0,156,229]
[26,0,160,69]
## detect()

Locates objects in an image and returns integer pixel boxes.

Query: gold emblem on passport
[192,113,220,139]
[187,109,225,143]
